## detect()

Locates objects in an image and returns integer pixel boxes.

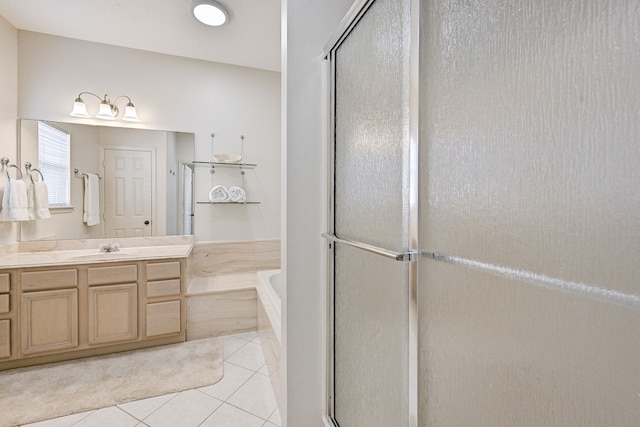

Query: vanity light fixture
[70,92,140,122]
[191,0,229,27]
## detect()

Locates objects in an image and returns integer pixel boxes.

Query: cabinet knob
[144,220,150,225]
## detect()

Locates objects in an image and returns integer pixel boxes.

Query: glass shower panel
[419,0,640,425]
[334,0,410,251]
[418,259,640,426]
[334,244,409,426]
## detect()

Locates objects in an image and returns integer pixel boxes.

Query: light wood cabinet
[21,288,78,355]
[88,283,137,345]
[146,300,181,337]
[0,273,9,293]
[145,261,183,339]
[0,319,9,359]
[0,273,12,360]
[87,264,138,346]
[1,257,185,370]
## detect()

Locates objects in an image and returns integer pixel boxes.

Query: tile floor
[21,332,280,427]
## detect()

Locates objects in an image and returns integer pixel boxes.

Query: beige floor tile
[223,335,249,359]
[226,341,266,371]
[20,410,95,427]
[73,407,139,427]
[227,373,278,420]
[143,389,221,427]
[267,407,281,426]
[118,393,177,421]
[199,403,265,427]
[198,362,254,401]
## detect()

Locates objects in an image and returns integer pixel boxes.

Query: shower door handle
[322,233,417,262]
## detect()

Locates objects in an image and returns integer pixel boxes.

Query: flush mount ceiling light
[70,92,140,122]
[192,0,229,26]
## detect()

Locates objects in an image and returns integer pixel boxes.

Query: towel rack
[5,164,23,180]
[74,168,102,179]
[25,162,45,183]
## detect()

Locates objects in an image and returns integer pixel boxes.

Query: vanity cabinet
[0,256,186,370]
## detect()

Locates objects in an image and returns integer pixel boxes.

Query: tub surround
[188,239,280,277]
[187,273,259,340]
[185,240,279,340]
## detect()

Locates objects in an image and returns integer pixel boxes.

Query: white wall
[283,0,353,425]
[0,15,18,245]
[14,30,280,243]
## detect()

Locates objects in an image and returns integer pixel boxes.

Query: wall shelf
[190,160,257,169]
[196,201,261,205]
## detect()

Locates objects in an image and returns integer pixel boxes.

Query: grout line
[67,410,97,426]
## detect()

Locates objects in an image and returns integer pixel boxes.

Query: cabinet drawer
[88,264,137,286]
[146,300,181,337]
[0,319,9,359]
[147,262,180,281]
[146,279,181,298]
[0,294,8,314]
[21,269,77,291]
[0,273,9,293]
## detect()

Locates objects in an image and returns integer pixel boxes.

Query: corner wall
[0,15,18,245]
[283,0,353,425]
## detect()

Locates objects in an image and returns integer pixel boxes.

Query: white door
[103,149,153,237]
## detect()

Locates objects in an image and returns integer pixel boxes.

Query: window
[38,121,71,206]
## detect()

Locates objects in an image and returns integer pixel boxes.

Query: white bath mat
[0,337,223,426]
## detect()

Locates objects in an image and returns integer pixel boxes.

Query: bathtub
[256,269,282,410]
[257,269,281,318]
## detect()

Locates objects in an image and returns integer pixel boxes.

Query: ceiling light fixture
[191,0,229,27]
[70,92,140,122]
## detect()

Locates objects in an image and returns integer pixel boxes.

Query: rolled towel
[208,185,229,203]
[228,186,246,203]
[8,179,30,221]
[34,181,51,219]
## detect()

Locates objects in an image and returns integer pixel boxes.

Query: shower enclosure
[323,0,640,426]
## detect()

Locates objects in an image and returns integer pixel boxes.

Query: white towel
[228,186,246,203]
[34,181,51,219]
[0,179,30,222]
[25,179,36,220]
[0,179,10,222]
[208,185,229,203]
[83,174,100,226]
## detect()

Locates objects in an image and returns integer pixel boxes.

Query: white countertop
[0,245,193,269]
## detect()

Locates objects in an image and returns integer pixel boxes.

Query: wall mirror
[18,119,195,242]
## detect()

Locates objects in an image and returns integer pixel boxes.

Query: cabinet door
[146,300,181,337]
[88,283,138,345]
[21,289,78,355]
[0,319,10,359]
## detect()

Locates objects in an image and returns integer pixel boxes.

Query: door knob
[144,220,150,225]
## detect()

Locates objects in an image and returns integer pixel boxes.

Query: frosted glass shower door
[324,0,415,425]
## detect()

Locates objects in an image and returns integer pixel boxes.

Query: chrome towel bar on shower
[322,233,417,262]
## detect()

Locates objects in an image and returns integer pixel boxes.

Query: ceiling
[0,0,281,72]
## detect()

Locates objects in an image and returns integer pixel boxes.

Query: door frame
[100,145,157,237]
[322,0,420,425]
